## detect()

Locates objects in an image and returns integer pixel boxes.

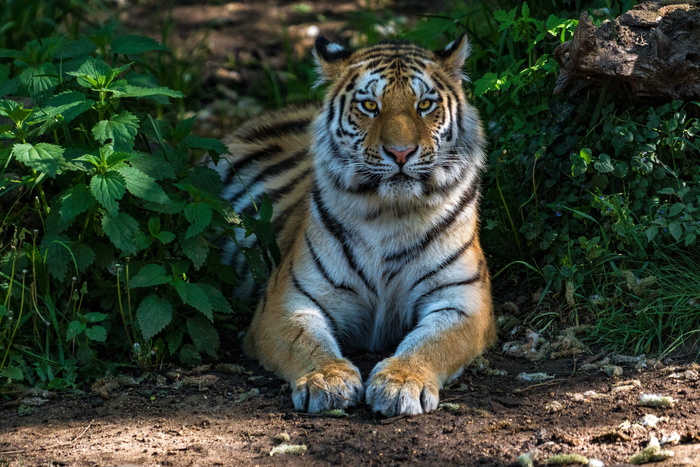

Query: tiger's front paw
[365,358,439,417]
[292,359,364,413]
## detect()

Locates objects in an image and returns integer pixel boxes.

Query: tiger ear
[435,33,471,80]
[314,36,352,86]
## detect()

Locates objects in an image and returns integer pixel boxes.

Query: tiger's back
[216,35,496,417]
[216,105,316,293]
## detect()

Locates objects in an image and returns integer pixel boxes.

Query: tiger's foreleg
[243,257,363,413]
[365,268,496,417]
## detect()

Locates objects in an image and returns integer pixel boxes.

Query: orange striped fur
[214,35,496,416]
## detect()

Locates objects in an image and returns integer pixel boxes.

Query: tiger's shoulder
[220,103,319,178]
[213,104,319,281]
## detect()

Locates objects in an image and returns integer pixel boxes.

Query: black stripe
[290,261,338,334]
[268,167,311,200]
[418,274,482,302]
[455,99,465,135]
[326,98,335,126]
[304,233,353,292]
[259,294,268,314]
[443,94,454,141]
[274,192,308,237]
[226,149,306,203]
[329,171,380,194]
[385,184,477,262]
[233,168,311,234]
[337,94,347,125]
[311,186,378,295]
[429,307,467,317]
[291,328,304,347]
[223,144,283,185]
[240,119,311,143]
[410,235,475,289]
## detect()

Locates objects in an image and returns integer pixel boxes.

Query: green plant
[459,3,700,354]
[0,24,275,389]
[0,0,99,50]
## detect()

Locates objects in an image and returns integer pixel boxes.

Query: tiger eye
[418,99,432,111]
[361,100,378,112]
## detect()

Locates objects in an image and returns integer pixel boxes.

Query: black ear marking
[434,32,469,59]
[314,36,352,63]
[433,33,471,79]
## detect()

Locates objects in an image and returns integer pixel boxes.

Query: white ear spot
[327,43,346,54]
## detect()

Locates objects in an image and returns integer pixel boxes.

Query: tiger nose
[384,146,417,165]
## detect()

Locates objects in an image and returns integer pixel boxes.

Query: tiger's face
[312,36,483,203]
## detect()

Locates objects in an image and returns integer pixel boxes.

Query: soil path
[2,350,700,466]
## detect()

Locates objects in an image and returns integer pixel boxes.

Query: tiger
[214,34,497,417]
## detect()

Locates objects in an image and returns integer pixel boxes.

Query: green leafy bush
[469,3,700,354]
[0,24,273,389]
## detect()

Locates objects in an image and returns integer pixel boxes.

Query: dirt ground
[2,1,700,466]
[2,348,700,466]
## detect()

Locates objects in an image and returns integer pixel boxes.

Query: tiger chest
[307,217,459,351]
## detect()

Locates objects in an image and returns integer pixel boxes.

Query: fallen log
[554,1,700,100]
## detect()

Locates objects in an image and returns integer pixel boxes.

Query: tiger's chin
[377,173,426,203]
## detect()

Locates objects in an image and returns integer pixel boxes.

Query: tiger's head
[311,35,484,205]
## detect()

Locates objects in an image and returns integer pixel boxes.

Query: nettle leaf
[111,34,168,55]
[242,247,268,283]
[92,111,139,152]
[102,212,141,255]
[19,63,59,103]
[67,57,112,88]
[199,283,234,314]
[668,221,683,241]
[0,366,24,381]
[184,166,223,196]
[60,184,97,225]
[40,234,72,281]
[148,215,161,235]
[72,243,95,273]
[120,84,184,100]
[0,99,32,124]
[84,312,108,323]
[473,72,507,97]
[37,91,94,125]
[12,143,65,177]
[0,77,19,98]
[129,153,176,181]
[166,329,184,355]
[91,171,126,216]
[258,194,274,224]
[66,321,86,340]
[87,22,116,51]
[669,203,686,217]
[186,314,219,358]
[181,235,209,270]
[129,264,171,288]
[180,134,228,158]
[172,279,212,319]
[85,325,107,342]
[155,231,176,244]
[172,116,196,140]
[115,166,170,204]
[56,37,96,59]
[137,294,173,341]
[179,343,202,367]
[184,202,213,239]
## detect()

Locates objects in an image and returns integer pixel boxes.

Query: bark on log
[554,1,700,100]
